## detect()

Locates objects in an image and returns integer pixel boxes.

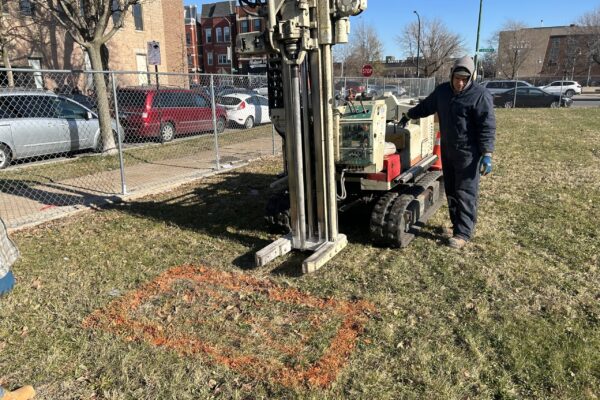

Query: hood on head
[450,55,475,92]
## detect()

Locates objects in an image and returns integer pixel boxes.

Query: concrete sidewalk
[2,134,282,232]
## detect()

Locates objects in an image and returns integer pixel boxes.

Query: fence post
[272,124,276,155]
[210,74,221,170]
[111,72,127,195]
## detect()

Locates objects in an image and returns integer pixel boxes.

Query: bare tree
[30,0,146,153]
[396,18,464,78]
[343,21,384,76]
[0,1,35,86]
[478,34,498,79]
[496,20,533,79]
[574,6,600,66]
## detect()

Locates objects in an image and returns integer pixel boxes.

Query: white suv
[539,81,582,97]
[480,80,534,95]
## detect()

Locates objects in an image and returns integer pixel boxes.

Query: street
[572,95,600,108]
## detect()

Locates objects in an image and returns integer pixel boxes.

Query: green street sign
[478,48,495,53]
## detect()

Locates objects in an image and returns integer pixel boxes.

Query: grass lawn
[0,108,599,399]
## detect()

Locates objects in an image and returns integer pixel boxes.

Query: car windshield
[117,90,147,108]
[219,96,242,106]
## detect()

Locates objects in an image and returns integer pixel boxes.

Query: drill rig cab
[236,0,444,273]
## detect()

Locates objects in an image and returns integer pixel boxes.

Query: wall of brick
[1,1,186,87]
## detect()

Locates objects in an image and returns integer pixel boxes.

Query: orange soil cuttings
[83,264,375,388]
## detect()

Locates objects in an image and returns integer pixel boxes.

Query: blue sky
[184,0,598,58]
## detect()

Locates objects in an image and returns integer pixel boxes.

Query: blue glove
[399,114,410,128]
[0,270,15,296]
[479,154,492,176]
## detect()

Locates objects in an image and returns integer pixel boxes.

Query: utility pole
[473,0,483,80]
[413,10,421,78]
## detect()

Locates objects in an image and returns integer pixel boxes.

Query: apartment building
[200,1,236,74]
[199,0,268,75]
[185,5,203,74]
[0,0,186,86]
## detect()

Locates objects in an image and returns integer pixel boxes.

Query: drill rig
[236,0,444,273]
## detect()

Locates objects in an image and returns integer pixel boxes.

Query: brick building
[200,1,236,74]
[199,0,268,75]
[185,5,203,73]
[539,33,600,85]
[0,0,186,87]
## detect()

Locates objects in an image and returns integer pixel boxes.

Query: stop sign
[361,64,373,77]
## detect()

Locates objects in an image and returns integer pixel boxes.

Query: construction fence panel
[0,68,126,229]
[0,68,281,229]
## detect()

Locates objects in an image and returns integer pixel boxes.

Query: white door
[136,54,149,86]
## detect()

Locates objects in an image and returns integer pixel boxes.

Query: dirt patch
[83,264,374,388]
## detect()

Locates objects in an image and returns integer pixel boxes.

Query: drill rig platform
[236,0,444,273]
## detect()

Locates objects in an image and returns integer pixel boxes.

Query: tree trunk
[86,43,117,154]
[1,44,14,87]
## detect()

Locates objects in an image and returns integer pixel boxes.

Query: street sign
[147,41,161,65]
[478,48,495,53]
[361,64,373,77]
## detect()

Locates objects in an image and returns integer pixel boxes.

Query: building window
[132,4,143,30]
[240,20,249,33]
[253,19,261,32]
[111,0,122,27]
[224,26,230,42]
[207,52,213,65]
[216,27,222,42]
[19,0,34,16]
[187,54,194,68]
[548,37,560,66]
[218,54,228,65]
[186,32,192,45]
[205,28,212,43]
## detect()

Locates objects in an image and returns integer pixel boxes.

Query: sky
[184,0,599,59]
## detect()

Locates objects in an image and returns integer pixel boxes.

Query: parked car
[116,87,227,142]
[254,86,269,96]
[335,80,366,97]
[0,90,123,169]
[481,80,535,95]
[538,80,582,97]
[218,93,270,129]
[493,87,572,108]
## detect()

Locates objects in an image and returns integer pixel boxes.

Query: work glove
[479,154,492,176]
[399,113,410,128]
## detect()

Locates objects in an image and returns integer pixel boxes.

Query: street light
[413,10,420,78]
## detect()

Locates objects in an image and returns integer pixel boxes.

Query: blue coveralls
[407,81,496,240]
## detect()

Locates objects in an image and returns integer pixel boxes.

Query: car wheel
[216,117,226,133]
[564,89,575,98]
[243,116,254,129]
[160,122,175,142]
[504,101,513,109]
[550,101,559,108]
[0,144,11,169]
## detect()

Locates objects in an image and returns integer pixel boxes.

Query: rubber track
[385,194,416,247]
[369,192,398,244]
[386,171,444,248]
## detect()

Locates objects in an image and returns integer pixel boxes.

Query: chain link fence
[334,76,436,99]
[0,68,279,229]
[0,68,435,229]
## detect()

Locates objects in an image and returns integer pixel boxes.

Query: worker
[0,218,36,400]
[399,55,496,249]
[0,218,18,296]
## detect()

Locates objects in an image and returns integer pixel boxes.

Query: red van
[116,87,228,141]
